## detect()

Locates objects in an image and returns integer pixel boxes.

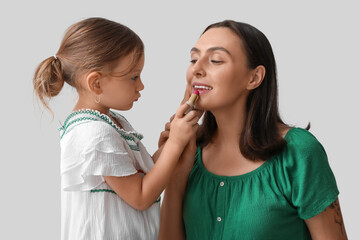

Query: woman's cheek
[184,71,192,88]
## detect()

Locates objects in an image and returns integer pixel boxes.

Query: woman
[159,20,347,239]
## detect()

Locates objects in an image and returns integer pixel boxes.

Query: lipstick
[184,90,199,114]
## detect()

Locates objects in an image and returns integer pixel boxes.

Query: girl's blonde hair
[33,17,144,113]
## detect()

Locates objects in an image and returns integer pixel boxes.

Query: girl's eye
[211,60,223,64]
[190,59,198,64]
[131,76,139,81]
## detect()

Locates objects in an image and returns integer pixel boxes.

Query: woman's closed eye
[131,76,139,81]
[190,58,224,64]
[211,59,223,64]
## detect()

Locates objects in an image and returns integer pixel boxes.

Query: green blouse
[183,128,339,240]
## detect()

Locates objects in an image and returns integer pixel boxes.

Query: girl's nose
[137,78,144,91]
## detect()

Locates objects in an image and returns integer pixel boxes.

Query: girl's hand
[159,112,200,240]
[181,82,193,104]
[158,115,174,148]
[168,104,200,149]
[153,115,173,163]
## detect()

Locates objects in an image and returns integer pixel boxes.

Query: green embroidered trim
[59,109,143,147]
[108,111,142,140]
[60,117,99,139]
[110,111,143,140]
[90,189,116,194]
[131,132,143,141]
[91,189,161,205]
[110,110,129,123]
[129,145,140,151]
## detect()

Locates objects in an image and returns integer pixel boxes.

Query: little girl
[33,17,200,240]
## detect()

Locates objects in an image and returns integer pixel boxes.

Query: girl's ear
[86,71,103,95]
[247,65,266,90]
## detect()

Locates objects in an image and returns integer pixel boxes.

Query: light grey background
[1,0,359,239]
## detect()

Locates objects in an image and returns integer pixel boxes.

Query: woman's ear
[247,65,266,90]
[86,71,103,95]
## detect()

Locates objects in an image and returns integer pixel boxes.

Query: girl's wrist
[166,138,186,153]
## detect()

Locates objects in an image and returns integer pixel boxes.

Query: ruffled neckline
[59,109,143,141]
[196,128,296,181]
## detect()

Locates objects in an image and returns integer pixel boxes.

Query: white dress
[59,109,160,240]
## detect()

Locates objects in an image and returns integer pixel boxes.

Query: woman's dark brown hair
[33,17,144,113]
[196,20,287,161]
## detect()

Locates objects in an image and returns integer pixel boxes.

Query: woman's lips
[193,83,213,95]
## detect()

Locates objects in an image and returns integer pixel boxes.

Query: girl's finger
[181,84,192,104]
[182,109,197,121]
[169,114,175,122]
[194,109,204,119]
[175,103,192,118]
[165,122,170,131]
[189,115,201,125]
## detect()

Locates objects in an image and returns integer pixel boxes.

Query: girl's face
[100,53,145,111]
[186,27,254,111]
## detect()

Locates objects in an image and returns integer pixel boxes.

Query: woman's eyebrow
[190,46,231,56]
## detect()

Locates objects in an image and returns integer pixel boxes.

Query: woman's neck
[202,100,265,176]
[210,101,247,147]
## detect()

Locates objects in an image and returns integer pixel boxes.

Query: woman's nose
[192,60,206,78]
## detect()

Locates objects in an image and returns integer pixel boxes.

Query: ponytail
[33,17,144,116]
[33,56,64,113]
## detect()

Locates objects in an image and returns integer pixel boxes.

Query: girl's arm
[158,136,197,240]
[152,83,193,163]
[151,145,163,163]
[152,118,172,163]
[104,104,200,211]
[305,198,347,240]
[158,83,200,238]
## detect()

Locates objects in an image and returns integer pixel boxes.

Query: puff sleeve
[281,129,339,219]
[61,121,138,191]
